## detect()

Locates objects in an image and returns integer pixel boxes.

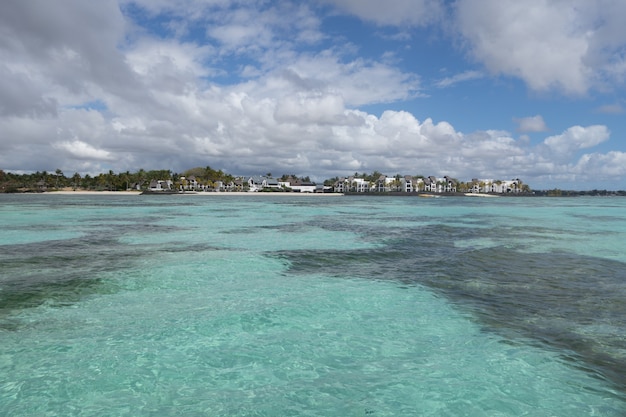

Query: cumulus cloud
[207,4,323,54]
[54,140,114,161]
[0,65,58,117]
[543,125,610,159]
[277,55,421,106]
[0,0,144,116]
[575,151,626,178]
[274,92,346,125]
[453,0,626,95]
[0,0,625,189]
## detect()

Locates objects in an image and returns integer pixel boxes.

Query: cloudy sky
[2,0,626,189]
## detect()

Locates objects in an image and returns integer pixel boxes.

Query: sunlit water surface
[1,194,625,416]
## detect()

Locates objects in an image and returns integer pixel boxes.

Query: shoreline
[42,190,344,196]
[20,189,536,197]
[31,190,513,197]
[463,192,500,198]
[42,190,142,195]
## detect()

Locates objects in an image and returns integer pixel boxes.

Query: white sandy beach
[464,192,500,198]
[45,190,344,196]
[44,190,142,195]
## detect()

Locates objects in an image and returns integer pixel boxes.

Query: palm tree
[72,172,81,190]
[54,169,64,189]
[136,168,147,190]
[107,170,116,190]
[121,171,130,190]
[394,174,402,191]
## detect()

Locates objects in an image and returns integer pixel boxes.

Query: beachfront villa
[168,175,320,193]
[146,173,526,195]
[249,176,318,192]
[148,179,173,191]
[332,175,523,194]
[279,179,317,193]
[0,169,532,194]
[248,176,281,192]
[470,179,522,194]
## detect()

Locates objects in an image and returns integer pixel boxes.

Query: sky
[2,0,626,189]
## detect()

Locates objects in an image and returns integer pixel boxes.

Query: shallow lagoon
[1,194,625,416]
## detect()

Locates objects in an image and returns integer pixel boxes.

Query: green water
[0,194,624,416]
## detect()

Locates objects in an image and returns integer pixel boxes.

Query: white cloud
[206,8,277,52]
[543,125,610,158]
[235,53,421,109]
[125,39,215,80]
[0,0,143,116]
[278,55,422,106]
[274,92,346,125]
[514,115,548,133]
[453,0,626,95]
[0,65,58,117]
[0,0,625,190]
[436,70,484,88]
[54,140,114,161]
[575,151,626,178]
[322,0,444,27]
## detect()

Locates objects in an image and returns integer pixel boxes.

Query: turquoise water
[1,194,625,416]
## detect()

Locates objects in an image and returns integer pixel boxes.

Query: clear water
[1,194,625,416]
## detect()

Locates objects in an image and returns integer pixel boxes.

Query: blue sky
[1,0,626,189]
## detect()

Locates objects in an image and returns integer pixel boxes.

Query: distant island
[1,166,624,196]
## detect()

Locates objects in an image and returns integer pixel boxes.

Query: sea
[0,193,625,416]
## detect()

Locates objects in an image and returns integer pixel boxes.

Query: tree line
[0,167,314,193]
[8,167,623,195]
[0,167,231,192]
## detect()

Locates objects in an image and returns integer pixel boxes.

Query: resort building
[149,179,173,191]
[247,176,283,192]
[146,172,526,195]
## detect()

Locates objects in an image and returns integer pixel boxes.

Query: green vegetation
[0,168,171,192]
[0,166,300,193]
[534,189,626,197]
[1,167,624,195]
[0,168,170,192]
